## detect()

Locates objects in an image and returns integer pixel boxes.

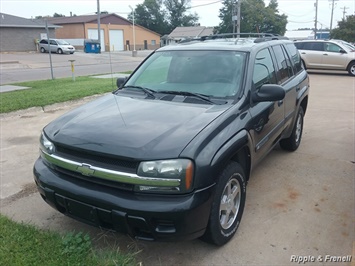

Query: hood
[44,94,230,160]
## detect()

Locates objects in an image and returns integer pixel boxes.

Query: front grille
[55,145,139,174]
[54,165,134,191]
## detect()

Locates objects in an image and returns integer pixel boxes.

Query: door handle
[323,53,328,56]
[301,52,306,54]
[278,100,283,107]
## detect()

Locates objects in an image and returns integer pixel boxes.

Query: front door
[249,48,285,164]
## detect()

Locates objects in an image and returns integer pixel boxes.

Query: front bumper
[34,158,215,241]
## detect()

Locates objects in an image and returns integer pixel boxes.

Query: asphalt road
[0,50,152,85]
[0,73,354,265]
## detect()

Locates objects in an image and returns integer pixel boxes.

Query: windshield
[126,50,246,98]
[57,40,70,45]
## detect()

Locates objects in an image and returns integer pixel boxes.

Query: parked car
[294,39,355,76]
[39,39,75,54]
[34,34,309,246]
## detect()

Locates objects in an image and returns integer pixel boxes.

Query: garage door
[87,29,105,52]
[109,30,124,51]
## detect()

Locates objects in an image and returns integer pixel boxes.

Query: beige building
[48,14,160,52]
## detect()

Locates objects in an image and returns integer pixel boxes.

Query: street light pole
[129,5,137,57]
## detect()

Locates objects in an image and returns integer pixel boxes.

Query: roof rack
[179,33,288,44]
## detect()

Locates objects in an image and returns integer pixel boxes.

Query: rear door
[299,42,324,68]
[271,44,297,131]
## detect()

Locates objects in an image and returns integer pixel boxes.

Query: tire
[40,47,46,53]
[202,161,246,246]
[348,62,355,76]
[280,106,304,151]
[57,48,63,54]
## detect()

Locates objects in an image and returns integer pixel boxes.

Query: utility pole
[340,6,349,20]
[97,0,101,53]
[232,1,237,34]
[314,0,318,39]
[236,0,241,37]
[329,0,338,31]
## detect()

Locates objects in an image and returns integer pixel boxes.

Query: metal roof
[169,26,214,39]
[0,13,59,28]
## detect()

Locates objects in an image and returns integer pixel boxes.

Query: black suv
[34,34,309,246]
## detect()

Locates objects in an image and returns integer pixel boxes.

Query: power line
[189,0,222,9]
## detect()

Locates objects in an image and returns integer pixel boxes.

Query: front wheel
[280,107,304,151]
[348,62,355,76]
[202,162,246,246]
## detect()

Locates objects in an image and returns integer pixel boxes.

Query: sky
[1,0,354,31]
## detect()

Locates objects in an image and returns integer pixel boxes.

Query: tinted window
[253,48,277,90]
[50,40,57,45]
[294,42,304,49]
[40,40,47,44]
[272,45,293,84]
[285,44,303,74]
[303,42,324,51]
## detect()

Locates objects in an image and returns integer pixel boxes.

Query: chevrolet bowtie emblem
[76,163,95,176]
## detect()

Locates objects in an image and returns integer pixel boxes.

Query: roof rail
[181,33,289,43]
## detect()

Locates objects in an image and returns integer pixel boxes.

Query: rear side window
[303,42,324,51]
[253,48,277,90]
[272,45,293,84]
[40,40,48,44]
[285,43,303,74]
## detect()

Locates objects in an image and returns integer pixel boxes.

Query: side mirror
[339,49,346,54]
[116,77,128,88]
[252,84,285,102]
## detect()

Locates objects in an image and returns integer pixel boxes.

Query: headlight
[39,132,55,154]
[136,159,194,194]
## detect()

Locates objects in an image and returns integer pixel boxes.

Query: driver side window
[325,43,342,53]
[253,49,277,90]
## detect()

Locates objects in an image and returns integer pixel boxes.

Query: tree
[53,13,65,17]
[128,0,169,35]
[216,0,287,35]
[129,0,199,35]
[330,15,355,43]
[216,0,234,33]
[164,0,199,31]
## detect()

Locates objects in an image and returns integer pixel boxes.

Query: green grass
[0,74,132,113]
[0,214,137,266]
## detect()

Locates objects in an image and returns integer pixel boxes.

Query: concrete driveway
[0,73,354,265]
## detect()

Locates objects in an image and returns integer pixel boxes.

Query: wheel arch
[346,60,355,72]
[300,95,308,115]
[210,130,252,182]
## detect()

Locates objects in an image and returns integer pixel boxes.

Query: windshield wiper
[159,90,216,104]
[122,85,156,98]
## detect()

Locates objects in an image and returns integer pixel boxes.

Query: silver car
[39,39,75,54]
[294,39,355,76]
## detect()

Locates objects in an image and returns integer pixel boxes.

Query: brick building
[47,13,161,52]
[0,13,59,52]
